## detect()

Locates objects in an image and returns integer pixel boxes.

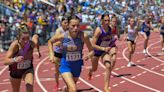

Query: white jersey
[127,25,136,41]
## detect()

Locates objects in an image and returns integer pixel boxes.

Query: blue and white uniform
[59,31,84,77]
[141,22,151,37]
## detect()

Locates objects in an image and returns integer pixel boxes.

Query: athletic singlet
[141,22,150,32]
[9,41,33,71]
[96,26,112,48]
[160,25,164,33]
[61,31,84,63]
[127,25,137,41]
[111,26,117,35]
[54,27,65,53]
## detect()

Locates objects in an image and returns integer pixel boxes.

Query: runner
[48,16,94,92]
[4,25,40,92]
[88,14,116,92]
[140,16,153,55]
[48,16,69,91]
[159,16,164,52]
[124,17,138,67]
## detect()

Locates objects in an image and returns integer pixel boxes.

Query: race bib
[17,60,31,69]
[66,52,81,61]
[100,41,111,47]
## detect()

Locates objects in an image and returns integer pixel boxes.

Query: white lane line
[79,77,103,92]
[120,81,125,84]
[99,62,161,92]
[95,74,101,78]
[35,56,49,92]
[123,47,164,77]
[1,89,8,92]
[131,76,136,79]
[42,70,49,72]
[147,41,164,63]
[112,84,118,87]
[2,79,9,82]
[35,56,102,92]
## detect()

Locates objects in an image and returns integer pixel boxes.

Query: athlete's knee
[68,85,77,92]
[104,60,112,69]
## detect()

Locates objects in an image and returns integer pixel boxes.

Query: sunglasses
[104,20,110,22]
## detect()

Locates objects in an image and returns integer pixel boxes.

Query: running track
[0,32,164,92]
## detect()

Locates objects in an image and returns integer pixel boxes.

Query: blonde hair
[17,25,30,40]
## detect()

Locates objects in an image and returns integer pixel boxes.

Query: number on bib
[17,60,31,69]
[100,41,111,47]
[66,52,81,61]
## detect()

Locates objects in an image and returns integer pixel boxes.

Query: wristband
[12,57,17,63]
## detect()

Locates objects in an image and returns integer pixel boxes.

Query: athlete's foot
[54,83,59,91]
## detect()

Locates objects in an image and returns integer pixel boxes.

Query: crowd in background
[0,0,163,52]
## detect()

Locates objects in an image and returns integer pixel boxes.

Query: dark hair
[61,16,69,22]
[101,14,109,20]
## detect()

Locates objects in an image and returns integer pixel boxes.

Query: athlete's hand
[36,51,41,58]
[15,56,24,62]
[49,56,55,63]
[104,47,111,53]
[83,55,89,61]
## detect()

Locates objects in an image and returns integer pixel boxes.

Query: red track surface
[0,32,164,92]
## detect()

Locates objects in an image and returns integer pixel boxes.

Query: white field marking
[79,77,103,92]
[147,41,164,63]
[123,47,164,77]
[131,76,136,79]
[112,84,118,87]
[35,56,49,92]
[42,69,49,72]
[95,74,101,78]
[155,65,160,68]
[1,90,8,92]
[120,81,125,84]
[114,68,120,70]
[121,66,125,69]
[136,73,142,77]
[99,62,161,92]
[161,69,164,72]
[2,79,9,82]
[142,71,147,74]
[0,82,10,85]
[0,49,48,76]
[151,67,155,70]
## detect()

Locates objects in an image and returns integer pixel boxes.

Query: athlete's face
[61,20,68,30]
[102,16,110,26]
[19,32,30,45]
[69,19,80,33]
[111,18,117,26]
[161,17,164,24]
[129,18,134,26]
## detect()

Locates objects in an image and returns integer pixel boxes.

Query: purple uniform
[94,26,113,57]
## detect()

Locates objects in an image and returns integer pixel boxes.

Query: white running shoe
[127,62,133,67]
[162,48,164,52]
[143,49,147,54]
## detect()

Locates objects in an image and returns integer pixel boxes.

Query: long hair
[17,24,30,40]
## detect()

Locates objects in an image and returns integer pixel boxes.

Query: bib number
[66,52,81,61]
[100,41,111,47]
[17,60,31,69]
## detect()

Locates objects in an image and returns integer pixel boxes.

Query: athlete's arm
[92,27,105,51]
[82,32,94,59]
[32,34,41,58]
[48,34,64,60]
[4,41,23,65]
[124,26,128,40]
